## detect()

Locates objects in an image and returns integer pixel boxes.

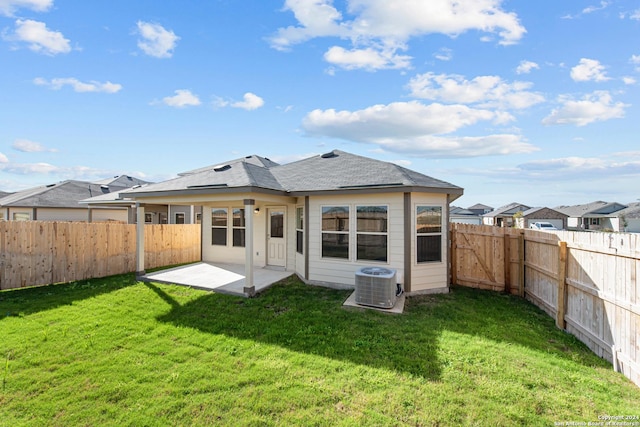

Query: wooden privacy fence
[451,223,640,388]
[0,221,201,291]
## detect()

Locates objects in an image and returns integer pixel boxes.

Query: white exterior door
[267,208,286,267]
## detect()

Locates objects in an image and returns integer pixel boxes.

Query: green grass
[1,275,638,426]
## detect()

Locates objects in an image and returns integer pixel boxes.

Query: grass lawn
[1,274,638,426]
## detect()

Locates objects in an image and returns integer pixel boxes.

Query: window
[232,208,245,247]
[416,206,442,263]
[195,213,202,224]
[175,213,185,224]
[356,205,387,262]
[211,208,228,246]
[321,206,349,259]
[144,213,153,223]
[13,212,30,221]
[296,207,304,254]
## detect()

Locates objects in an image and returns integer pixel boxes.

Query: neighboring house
[555,201,628,232]
[482,202,531,227]
[467,203,493,216]
[125,150,464,295]
[616,202,640,233]
[517,207,569,230]
[0,176,148,222]
[82,186,202,224]
[450,206,482,225]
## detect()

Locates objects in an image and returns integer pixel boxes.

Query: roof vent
[321,150,338,159]
[213,164,231,172]
[46,183,56,188]
[101,185,109,190]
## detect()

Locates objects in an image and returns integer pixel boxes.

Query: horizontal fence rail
[0,221,201,291]
[451,223,639,388]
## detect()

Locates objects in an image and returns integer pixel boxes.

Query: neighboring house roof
[0,191,12,198]
[468,203,493,210]
[521,207,568,218]
[92,175,149,188]
[483,202,530,218]
[616,202,640,219]
[125,150,463,198]
[450,206,477,216]
[178,155,280,176]
[555,201,627,218]
[0,176,150,209]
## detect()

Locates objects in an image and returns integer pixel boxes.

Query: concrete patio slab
[140,262,292,297]
[342,291,405,314]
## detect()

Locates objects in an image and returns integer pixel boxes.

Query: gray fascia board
[125,185,289,200]
[288,185,463,197]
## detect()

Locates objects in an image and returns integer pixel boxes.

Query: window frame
[355,205,388,263]
[296,206,304,255]
[415,205,443,264]
[211,208,228,246]
[232,208,246,247]
[321,205,350,260]
[175,212,185,224]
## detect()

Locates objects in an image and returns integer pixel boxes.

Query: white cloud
[515,60,539,74]
[0,152,8,163]
[0,162,60,175]
[631,9,640,20]
[516,155,640,180]
[230,92,265,111]
[324,45,411,71]
[407,72,544,110]
[7,19,71,55]
[34,77,122,93]
[570,58,610,82]
[542,91,627,127]
[622,76,636,85]
[434,47,453,61]
[302,101,537,158]
[269,0,526,70]
[630,54,640,71]
[582,1,609,14]
[12,139,57,152]
[161,89,201,108]
[0,0,52,16]
[136,21,179,58]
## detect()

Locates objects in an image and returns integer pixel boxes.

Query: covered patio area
[139,262,292,297]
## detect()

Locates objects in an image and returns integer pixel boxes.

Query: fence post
[556,241,568,329]
[503,231,511,293]
[450,223,458,286]
[518,230,525,297]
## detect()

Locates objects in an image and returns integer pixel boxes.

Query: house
[450,206,482,225]
[616,202,640,233]
[82,186,202,224]
[124,150,463,296]
[467,203,493,216]
[517,207,568,230]
[0,176,148,222]
[555,201,628,232]
[482,202,530,227]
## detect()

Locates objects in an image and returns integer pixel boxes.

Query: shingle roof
[178,155,279,176]
[468,203,493,210]
[126,150,463,197]
[483,202,530,217]
[555,201,627,217]
[0,180,112,208]
[0,176,150,208]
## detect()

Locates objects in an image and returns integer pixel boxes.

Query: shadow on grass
[154,277,443,380]
[153,276,608,381]
[0,273,138,319]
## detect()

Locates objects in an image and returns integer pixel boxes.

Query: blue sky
[1,0,639,209]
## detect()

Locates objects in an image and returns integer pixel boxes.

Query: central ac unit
[355,267,397,308]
